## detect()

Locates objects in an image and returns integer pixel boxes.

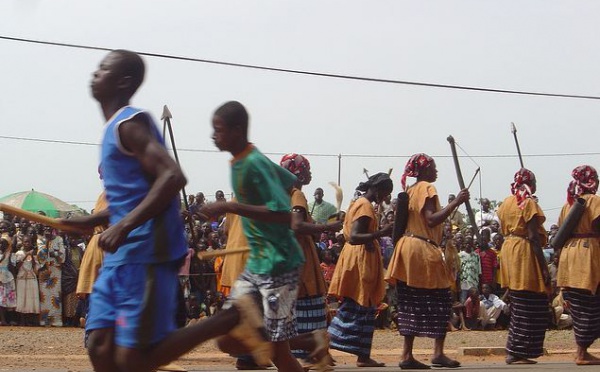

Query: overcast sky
[1,1,599,225]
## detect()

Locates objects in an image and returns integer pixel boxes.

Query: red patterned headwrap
[401,153,434,191]
[567,165,598,205]
[280,153,311,184]
[510,168,536,209]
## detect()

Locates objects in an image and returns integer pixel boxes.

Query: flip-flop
[431,358,461,368]
[399,360,431,369]
[505,356,536,365]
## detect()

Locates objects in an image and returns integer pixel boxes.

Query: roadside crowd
[0,189,569,333]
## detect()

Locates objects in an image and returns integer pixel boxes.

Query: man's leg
[87,328,120,372]
[271,340,304,372]
[114,307,241,372]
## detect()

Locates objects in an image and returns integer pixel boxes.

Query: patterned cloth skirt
[292,295,327,358]
[563,288,600,348]
[506,290,549,359]
[328,297,376,358]
[396,281,451,339]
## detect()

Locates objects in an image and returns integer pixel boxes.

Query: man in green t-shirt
[308,187,338,224]
[200,101,329,372]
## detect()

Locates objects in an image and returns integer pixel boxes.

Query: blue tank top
[100,106,187,267]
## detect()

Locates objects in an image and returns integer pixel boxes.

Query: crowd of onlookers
[0,188,572,333]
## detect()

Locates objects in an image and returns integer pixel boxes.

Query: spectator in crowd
[0,225,16,326]
[215,190,226,203]
[37,226,65,327]
[61,234,80,327]
[189,192,206,218]
[442,222,461,302]
[475,198,499,231]
[308,188,338,224]
[479,283,509,329]
[458,237,481,303]
[476,228,498,289]
[491,233,505,292]
[548,254,558,291]
[463,287,480,330]
[448,194,466,231]
[15,235,40,326]
[320,249,337,289]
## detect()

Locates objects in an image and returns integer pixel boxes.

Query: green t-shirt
[231,146,304,275]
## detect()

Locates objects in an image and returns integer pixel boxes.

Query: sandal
[399,359,431,369]
[431,356,460,368]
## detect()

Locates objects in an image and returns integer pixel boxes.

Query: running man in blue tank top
[61,50,271,372]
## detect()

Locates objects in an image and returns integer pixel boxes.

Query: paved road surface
[3,362,600,372]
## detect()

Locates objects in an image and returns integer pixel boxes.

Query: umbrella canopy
[0,189,84,218]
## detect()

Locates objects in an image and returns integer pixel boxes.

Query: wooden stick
[196,247,250,260]
[0,203,82,233]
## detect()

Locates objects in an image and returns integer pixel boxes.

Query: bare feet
[308,329,332,372]
[576,351,600,365]
[399,358,431,369]
[156,362,187,371]
[356,357,385,367]
[229,295,273,367]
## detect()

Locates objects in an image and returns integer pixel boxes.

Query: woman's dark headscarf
[356,172,393,193]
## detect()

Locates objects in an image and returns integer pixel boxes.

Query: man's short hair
[214,101,248,135]
[113,49,145,95]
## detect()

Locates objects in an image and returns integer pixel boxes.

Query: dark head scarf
[280,153,311,184]
[567,165,598,205]
[356,172,393,193]
[511,168,536,209]
[401,153,434,191]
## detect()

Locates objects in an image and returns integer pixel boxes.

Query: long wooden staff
[197,247,250,260]
[447,136,482,244]
[0,203,82,233]
[162,105,196,243]
[510,122,525,168]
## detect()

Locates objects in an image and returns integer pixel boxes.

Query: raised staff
[510,122,525,168]
[447,135,482,244]
[162,105,196,243]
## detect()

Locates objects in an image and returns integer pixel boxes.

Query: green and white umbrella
[0,189,84,218]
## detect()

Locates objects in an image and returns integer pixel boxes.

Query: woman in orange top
[328,172,393,368]
[497,168,550,365]
[280,153,342,363]
[556,165,600,365]
[386,153,469,369]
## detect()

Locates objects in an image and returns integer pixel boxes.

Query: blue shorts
[86,261,179,349]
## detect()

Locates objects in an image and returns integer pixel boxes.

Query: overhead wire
[2,35,600,100]
[0,134,598,159]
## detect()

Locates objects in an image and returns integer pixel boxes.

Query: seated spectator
[548,254,558,292]
[320,249,337,289]
[449,301,467,331]
[330,233,345,257]
[479,283,509,329]
[551,290,573,330]
[463,287,481,330]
